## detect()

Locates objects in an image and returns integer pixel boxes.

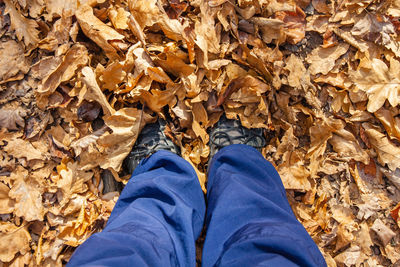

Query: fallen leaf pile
[1,0,400,266]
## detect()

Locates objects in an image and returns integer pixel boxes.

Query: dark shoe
[122,119,180,175]
[209,115,266,160]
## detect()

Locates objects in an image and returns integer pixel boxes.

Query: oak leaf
[0,40,30,83]
[306,43,349,75]
[76,4,125,57]
[351,58,400,112]
[0,224,31,262]
[9,175,45,221]
[0,108,26,130]
[363,123,400,171]
[0,182,14,214]
[4,0,40,46]
[36,44,89,109]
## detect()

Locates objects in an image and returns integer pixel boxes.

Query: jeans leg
[202,144,326,267]
[68,150,206,267]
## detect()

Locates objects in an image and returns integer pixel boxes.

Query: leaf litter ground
[1,0,400,266]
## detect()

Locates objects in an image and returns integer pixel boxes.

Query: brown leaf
[328,128,369,164]
[76,4,125,57]
[275,6,306,44]
[39,15,72,51]
[351,58,400,113]
[80,108,154,172]
[0,40,30,83]
[0,224,31,262]
[306,43,349,75]
[36,44,89,109]
[77,101,102,122]
[4,135,46,161]
[0,108,27,130]
[109,6,129,30]
[0,182,14,214]
[363,122,400,171]
[44,0,76,20]
[371,219,396,246]
[56,161,93,207]
[9,174,45,221]
[391,203,400,228]
[375,108,400,142]
[217,75,270,106]
[4,0,40,46]
[276,127,312,190]
[81,66,115,116]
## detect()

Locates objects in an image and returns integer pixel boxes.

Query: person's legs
[202,144,326,267]
[68,150,205,267]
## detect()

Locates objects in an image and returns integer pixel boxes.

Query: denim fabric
[68,145,326,267]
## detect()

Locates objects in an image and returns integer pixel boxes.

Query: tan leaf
[4,0,40,46]
[70,125,108,156]
[0,224,31,262]
[39,15,72,51]
[371,219,396,246]
[128,0,161,29]
[108,6,129,30]
[80,108,153,172]
[374,108,400,142]
[0,40,30,83]
[328,128,369,164]
[3,135,45,161]
[250,17,285,44]
[0,182,14,214]
[36,44,89,109]
[284,54,307,89]
[363,122,400,171]
[306,43,349,75]
[76,4,125,57]
[57,161,93,206]
[351,13,400,57]
[30,56,63,80]
[27,0,44,18]
[351,58,400,113]
[0,108,27,131]
[81,66,116,116]
[276,127,311,190]
[44,0,76,19]
[154,53,196,77]
[9,175,45,221]
[275,6,306,44]
[307,116,344,176]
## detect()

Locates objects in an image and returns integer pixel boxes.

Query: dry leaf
[0,224,31,262]
[0,182,14,213]
[275,6,306,44]
[36,44,89,109]
[4,0,40,46]
[44,0,76,19]
[370,219,396,246]
[351,57,400,113]
[4,135,45,161]
[0,40,30,83]
[0,108,27,130]
[363,123,400,171]
[306,43,349,75]
[76,5,125,57]
[9,175,45,221]
[81,66,115,116]
[328,128,369,164]
[57,161,93,206]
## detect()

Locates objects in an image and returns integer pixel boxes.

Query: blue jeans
[68,145,326,267]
